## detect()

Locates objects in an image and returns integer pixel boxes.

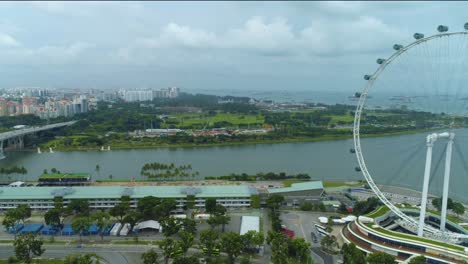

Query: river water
[1,129,468,203]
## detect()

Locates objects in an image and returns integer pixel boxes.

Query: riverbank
[38,128,439,152]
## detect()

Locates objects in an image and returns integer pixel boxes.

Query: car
[311,232,318,243]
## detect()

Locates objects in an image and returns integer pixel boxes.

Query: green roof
[0,185,257,200]
[268,181,323,194]
[39,173,90,179]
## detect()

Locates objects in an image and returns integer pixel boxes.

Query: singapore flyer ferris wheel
[353,23,468,244]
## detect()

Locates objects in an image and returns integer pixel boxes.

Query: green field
[162,113,264,128]
[323,181,364,188]
[327,114,355,124]
[365,206,391,218]
[367,224,465,251]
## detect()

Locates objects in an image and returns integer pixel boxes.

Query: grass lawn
[323,181,363,188]
[364,206,466,251]
[365,206,391,219]
[327,114,355,124]
[282,180,306,187]
[165,112,264,128]
[368,224,465,251]
[0,259,64,264]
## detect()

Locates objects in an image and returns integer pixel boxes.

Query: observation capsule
[393,44,403,51]
[437,25,449,32]
[413,33,424,40]
[363,75,372,81]
[355,166,362,172]
[464,23,468,30]
[350,148,356,154]
[354,92,361,98]
[376,58,386,64]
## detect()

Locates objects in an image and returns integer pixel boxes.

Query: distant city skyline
[0,2,467,91]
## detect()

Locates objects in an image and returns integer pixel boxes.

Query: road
[280,211,342,264]
[0,244,147,264]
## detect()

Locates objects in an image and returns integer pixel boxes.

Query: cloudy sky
[0,1,467,92]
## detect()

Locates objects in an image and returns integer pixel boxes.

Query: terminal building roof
[0,185,258,200]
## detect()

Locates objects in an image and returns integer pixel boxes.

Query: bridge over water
[0,121,76,159]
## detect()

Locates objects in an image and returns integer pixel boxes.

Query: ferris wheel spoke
[354,24,468,242]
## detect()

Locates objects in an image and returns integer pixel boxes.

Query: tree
[250,195,261,209]
[452,202,465,216]
[205,198,217,214]
[16,205,32,223]
[180,218,197,234]
[186,195,196,209]
[44,208,62,228]
[221,232,243,263]
[408,255,427,264]
[320,235,339,254]
[207,215,231,232]
[72,216,92,243]
[173,256,200,264]
[266,195,284,211]
[178,230,194,255]
[366,252,397,264]
[341,243,366,264]
[160,217,180,237]
[92,211,111,241]
[326,217,333,233]
[242,231,264,251]
[67,199,90,216]
[159,238,181,264]
[3,205,32,238]
[267,231,288,264]
[200,229,220,258]
[64,253,97,264]
[137,196,177,220]
[123,211,142,233]
[141,249,159,264]
[14,233,45,264]
[3,208,20,232]
[288,238,310,263]
[156,199,178,220]
[53,197,64,210]
[353,197,381,216]
[110,203,129,222]
[432,197,454,212]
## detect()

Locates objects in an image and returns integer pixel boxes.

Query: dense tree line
[141,162,199,179]
[0,165,27,175]
[205,172,311,181]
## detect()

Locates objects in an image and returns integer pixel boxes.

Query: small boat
[49,147,54,153]
[100,146,111,151]
[37,147,41,154]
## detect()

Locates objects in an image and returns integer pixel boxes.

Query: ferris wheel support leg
[440,133,455,231]
[418,139,434,237]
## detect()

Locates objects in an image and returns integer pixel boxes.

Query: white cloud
[0,42,94,65]
[30,2,67,14]
[129,15,403,58]
[300,16,405,55]
[0,32,19,47]
[140,22,219,49]
[225,17,295,51]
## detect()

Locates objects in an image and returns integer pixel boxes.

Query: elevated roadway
[0,121,76,159]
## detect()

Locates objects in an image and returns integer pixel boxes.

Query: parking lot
[280,211,343,264]
[0,208,263,242]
